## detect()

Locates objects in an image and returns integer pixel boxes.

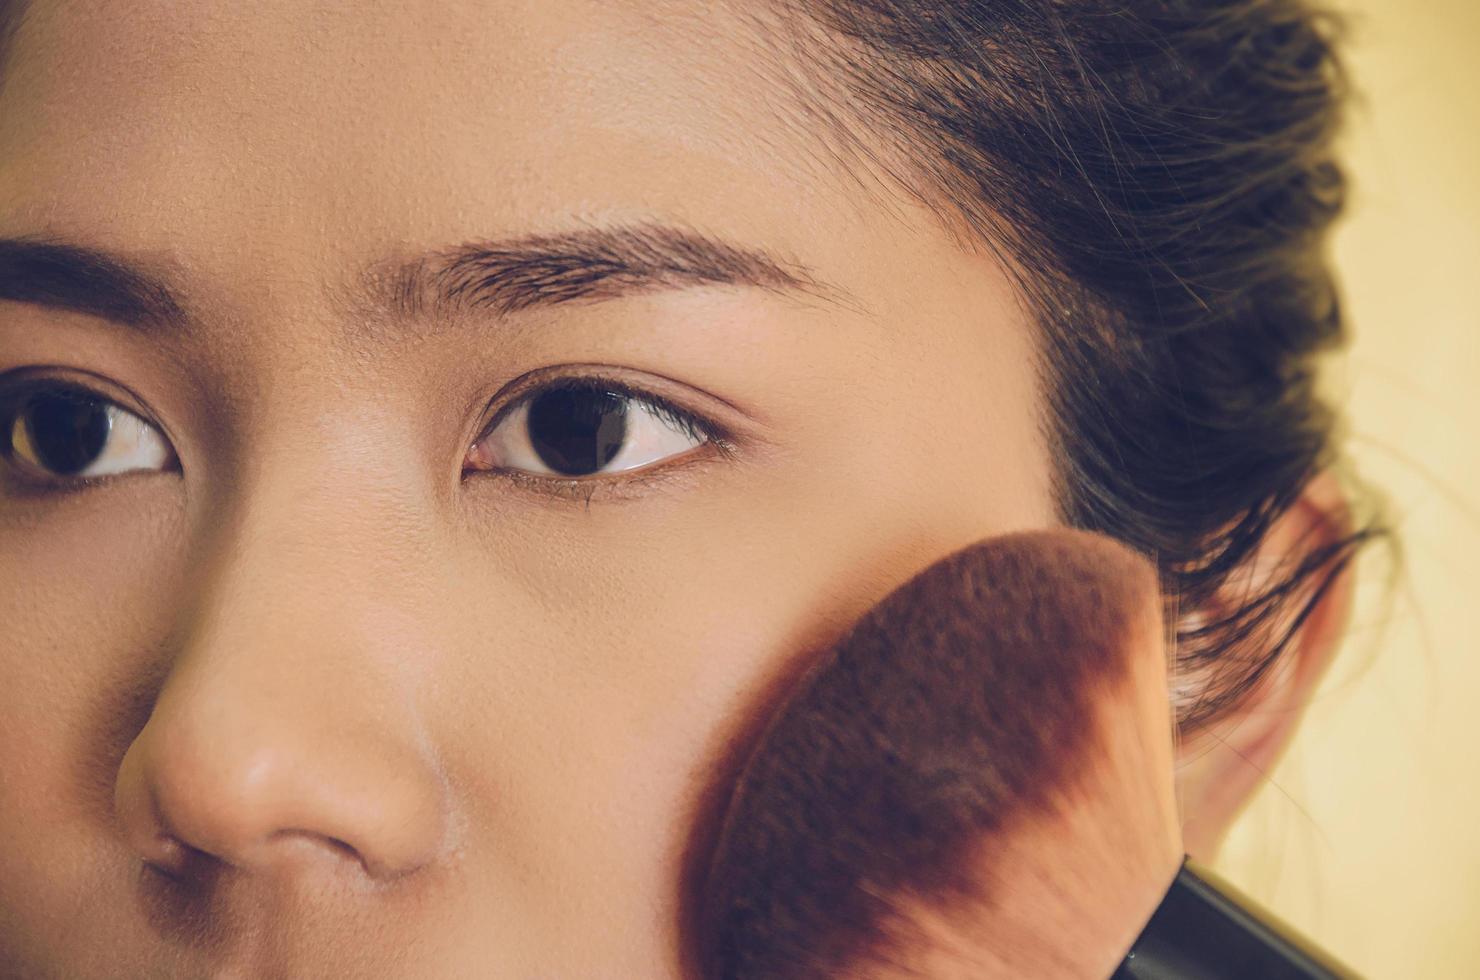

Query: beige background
[1212,0,1480,976]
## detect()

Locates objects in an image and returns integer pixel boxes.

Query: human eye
[0,374,178,496]
[463,371,736,503]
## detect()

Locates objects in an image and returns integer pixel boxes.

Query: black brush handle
[1110,856,1364,980]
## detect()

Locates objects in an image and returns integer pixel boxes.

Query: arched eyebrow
[0,222,861,344]
[0,235,189,333]
[357,222,855,321]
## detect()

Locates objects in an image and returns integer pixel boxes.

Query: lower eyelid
[474,439,726,506]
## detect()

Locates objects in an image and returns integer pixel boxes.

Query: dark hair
[740,0,1396,735]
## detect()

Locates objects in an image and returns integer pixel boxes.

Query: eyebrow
[0,222,857,343]
[0,235,189,332]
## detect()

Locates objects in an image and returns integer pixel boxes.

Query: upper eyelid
[0,367,720,444]
[476,371,724,440]
[0,371,162,431]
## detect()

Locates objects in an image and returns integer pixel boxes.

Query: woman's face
[0,1,1055,975]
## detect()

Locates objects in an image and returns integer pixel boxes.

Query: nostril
[264,829,374,876]
[319,835,376,875]
[323,835,356,859]
[140,833,221,883]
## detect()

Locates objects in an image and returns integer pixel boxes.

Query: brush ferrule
[1111,856,1362,979]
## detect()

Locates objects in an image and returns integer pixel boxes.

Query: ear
[1173,467,1358,861]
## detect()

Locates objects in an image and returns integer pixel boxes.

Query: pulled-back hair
[741,0,1395,735]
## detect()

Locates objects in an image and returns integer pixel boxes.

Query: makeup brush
[684,528,1361,979]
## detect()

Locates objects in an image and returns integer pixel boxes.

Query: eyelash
[466,372,739,505]
[0,371,738,504]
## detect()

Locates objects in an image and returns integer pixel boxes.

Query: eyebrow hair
[0,222,858,345]
[0,235,189,333]
[364,222,850,321]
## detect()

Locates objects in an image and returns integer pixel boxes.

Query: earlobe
[1173,468,1358,861]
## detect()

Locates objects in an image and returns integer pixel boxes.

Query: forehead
[0,0,792,162]
[0,0,889,306]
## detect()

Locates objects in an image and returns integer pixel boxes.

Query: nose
[114,467,452,886]
[115,682,448,883]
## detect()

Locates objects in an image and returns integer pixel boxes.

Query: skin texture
[0,0,1357,976]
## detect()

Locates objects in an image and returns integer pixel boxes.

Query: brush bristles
[690,528,1182,980]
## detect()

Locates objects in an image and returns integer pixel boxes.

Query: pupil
[526,386,628,476]
[19,390,112,476]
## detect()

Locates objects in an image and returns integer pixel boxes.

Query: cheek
[0,478,188,801]
[420,418,1054,957]
[424,523,833,958]
[0,480,189,970]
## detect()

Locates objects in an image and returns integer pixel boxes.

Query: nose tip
[115,703,449,885]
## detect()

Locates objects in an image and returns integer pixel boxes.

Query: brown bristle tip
[688,528,1168,980]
